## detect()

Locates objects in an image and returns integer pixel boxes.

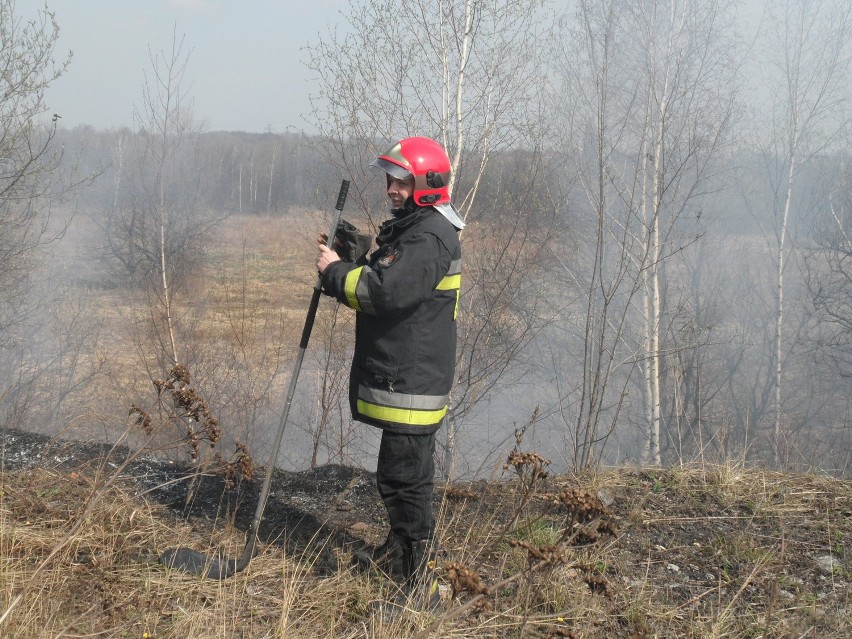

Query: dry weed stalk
[130,363,255,488]
[556,487,618,544]
[129,402,153,435]
[499,410,551,536]
[503,408,548,490]
[215,441,254,487]
[505,450,551,489]
[153,363,221,460]
[443,561,491,610]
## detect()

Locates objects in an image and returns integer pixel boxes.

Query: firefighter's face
[386,174,415,208]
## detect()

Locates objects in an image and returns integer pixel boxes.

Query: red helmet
[370,137,451,206]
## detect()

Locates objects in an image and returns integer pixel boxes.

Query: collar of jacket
[378,199,434,244]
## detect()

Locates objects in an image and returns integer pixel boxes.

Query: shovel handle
[301,180,350,347]
[335,180,350,212]
[237,179,350,571]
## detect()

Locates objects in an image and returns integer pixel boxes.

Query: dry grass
[0,460,848,638]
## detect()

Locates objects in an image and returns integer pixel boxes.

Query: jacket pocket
[363,357,399,391]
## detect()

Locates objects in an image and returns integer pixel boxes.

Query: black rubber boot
[369,538,442,618]
[352,531,405,580]
[400,539,442,613]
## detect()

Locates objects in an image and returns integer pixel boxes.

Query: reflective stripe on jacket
[321,205,461,435]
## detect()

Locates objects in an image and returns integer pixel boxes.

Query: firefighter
[316,136,463,612]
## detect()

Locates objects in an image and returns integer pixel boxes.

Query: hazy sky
[18,0,349,133]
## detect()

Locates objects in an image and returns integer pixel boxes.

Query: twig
[132,471,215,497]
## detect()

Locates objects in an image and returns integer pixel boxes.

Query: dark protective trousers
[376,430,436,544]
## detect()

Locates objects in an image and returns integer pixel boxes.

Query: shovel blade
[159,547,237,580]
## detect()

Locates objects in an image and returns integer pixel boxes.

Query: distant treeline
[59,127,340,215]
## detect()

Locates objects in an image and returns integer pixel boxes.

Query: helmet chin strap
[391,197,419,217]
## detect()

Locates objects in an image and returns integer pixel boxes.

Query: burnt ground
[2,426,850,637]
[0,427,385,574]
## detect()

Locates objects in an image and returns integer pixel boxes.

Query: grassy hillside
[0,430,849,638]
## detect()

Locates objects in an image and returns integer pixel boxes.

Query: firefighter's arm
[322,232,451,315]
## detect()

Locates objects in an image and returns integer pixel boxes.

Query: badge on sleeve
[377,248,402,268]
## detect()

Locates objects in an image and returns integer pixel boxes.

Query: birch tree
[752,0,851,465]
[92,33,224,367]
[134,33,200,365]
[553,0,742,466]
[636,0,743,464]
[549,0,642,469]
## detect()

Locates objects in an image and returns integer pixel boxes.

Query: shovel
[159,179,350,579]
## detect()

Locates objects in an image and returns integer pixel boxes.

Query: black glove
[334,219,372,264]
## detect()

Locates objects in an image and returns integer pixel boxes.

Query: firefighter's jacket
[320,204,461,435]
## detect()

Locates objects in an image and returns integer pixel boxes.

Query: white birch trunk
[267,148,276,216]
[647,84,667,467]
[774,142,796,465]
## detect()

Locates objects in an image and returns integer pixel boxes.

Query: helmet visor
[370,157,413,180]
